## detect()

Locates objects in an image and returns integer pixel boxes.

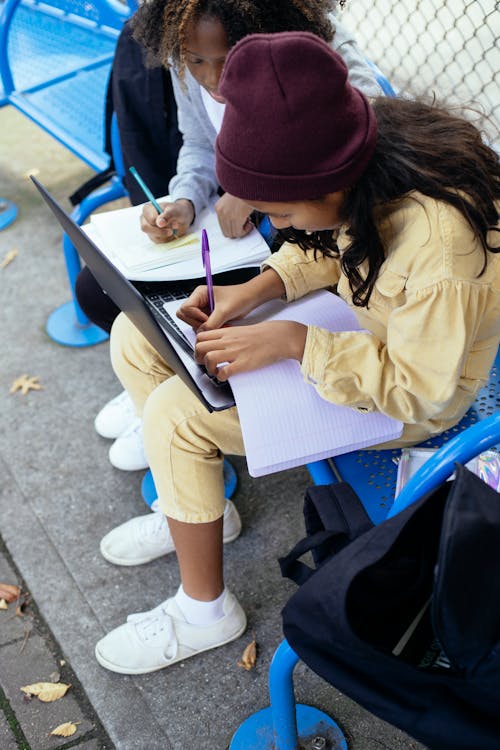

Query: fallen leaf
[237,638,257,671]
[0,599,8,610]
[59,659,66,667]
[0,583,20,602]
[18,622,33,654]
[20,682,71,702]
[23,168,40,180]
[49,671,61,683]
[9,374,42,395]
[0,249,18,269]
[49,721,80,738]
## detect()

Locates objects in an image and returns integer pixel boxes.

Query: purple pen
[201,228,215,313]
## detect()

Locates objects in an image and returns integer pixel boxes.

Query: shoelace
[120,418,143,440]
[127,600,167,624]
[133,605,176,648]
[115,390,134,406]
[137,512,170,545]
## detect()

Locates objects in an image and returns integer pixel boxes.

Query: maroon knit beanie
[215,31,377,202]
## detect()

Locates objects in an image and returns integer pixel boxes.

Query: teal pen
[129,167,178,237]
[129,167,163,213]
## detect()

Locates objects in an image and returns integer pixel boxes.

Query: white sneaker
[108,418,148,471]
[94,390,136,439]
[95,591,247,674]
[100,499,242,566]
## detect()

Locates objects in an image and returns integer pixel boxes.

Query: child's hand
[140,199,194,243]
[177,284,257,331]
[194,320,308,380]
[215,193,253,238]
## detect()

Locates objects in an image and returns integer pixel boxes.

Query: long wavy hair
[279,97,500,307]
[131,0,339,72]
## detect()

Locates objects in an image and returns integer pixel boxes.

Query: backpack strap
[279,482,374,585]
[69,167,116,206]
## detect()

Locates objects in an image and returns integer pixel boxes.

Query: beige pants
[110,313,246,523]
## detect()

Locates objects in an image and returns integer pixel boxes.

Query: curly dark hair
[279,97,500,307]
[131,0,340,71]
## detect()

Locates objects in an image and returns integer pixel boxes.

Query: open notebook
[164,289,403,477]
[85,197,270,281]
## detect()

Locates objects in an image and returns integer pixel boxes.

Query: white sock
[174,585,227,626]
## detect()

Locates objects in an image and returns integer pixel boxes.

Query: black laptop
[32,177,256,412]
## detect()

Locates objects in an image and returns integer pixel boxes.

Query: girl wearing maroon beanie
[95,33,499,676]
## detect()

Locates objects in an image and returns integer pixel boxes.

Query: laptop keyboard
[145,288,227,389]
[147,292,193,352]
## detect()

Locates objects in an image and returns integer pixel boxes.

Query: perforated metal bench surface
[330,349,500,524]
[0,0,130,169]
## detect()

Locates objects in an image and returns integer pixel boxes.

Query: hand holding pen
[130,167,194,244]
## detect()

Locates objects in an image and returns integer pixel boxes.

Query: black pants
[75,266,119,334]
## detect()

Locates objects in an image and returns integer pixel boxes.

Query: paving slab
[0,634,94,750]
[0,105,426,750]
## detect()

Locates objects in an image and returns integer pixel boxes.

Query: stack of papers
[85,197,270,281]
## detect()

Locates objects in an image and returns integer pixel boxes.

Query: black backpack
[280,465,500,750]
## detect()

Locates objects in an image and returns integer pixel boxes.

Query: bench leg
[141,459,238,509]
[229,639,347,749]
[0,198,17,230]
[46,176,126,347]
[306,459,339,486]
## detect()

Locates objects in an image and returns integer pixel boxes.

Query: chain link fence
[340,0,499,147]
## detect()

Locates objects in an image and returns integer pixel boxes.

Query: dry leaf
[10,374,42,395]
[237,638,257,671]
[0,249,18,269]
[20,682,71,702]
[0,599,8,610]
[0,583,20,602]
[23,168,40,180]
[59,659,66,667]
[18,622,33,655]
[49,721,80,738]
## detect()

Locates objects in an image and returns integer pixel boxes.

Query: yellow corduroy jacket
[264,191,500,446]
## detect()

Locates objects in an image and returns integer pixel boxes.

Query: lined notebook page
[164,290,402,477]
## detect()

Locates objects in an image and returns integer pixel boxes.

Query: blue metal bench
[0,0,135,343]
[230,350,500,749]
[0,0,130,168]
